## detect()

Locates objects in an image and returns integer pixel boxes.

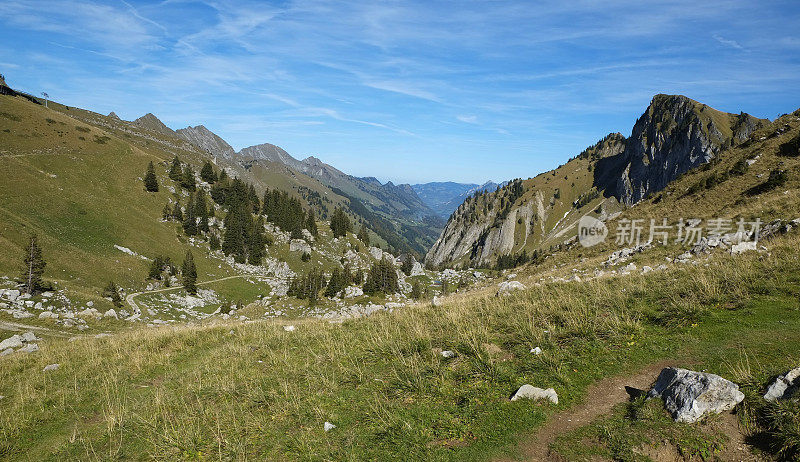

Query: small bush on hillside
[778,133,800,157]
[746,169,789,196]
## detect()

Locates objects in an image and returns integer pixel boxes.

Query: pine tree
[103,281,123,308]
[172,200,184,221]
[330,208,352,238]
[222,202,249,263]
[183,193,198,236]
[305,209,318,237]
[148,256,165,280]
[363,257,399,295]
[168,156,182,181]
[410,280,423,300]
[181,165,196,191]
[247,217,265,265]
[200,161,217,184]
[248,184,260,214]
[162,203,172,221]
[143,161,159,192]
[182,251,197,295]
[357,224,370,246]
[401,256,414,276]
[324,267,346,298]
[19,234,46,294]
[209,233,221,251]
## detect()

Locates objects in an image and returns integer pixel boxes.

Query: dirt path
[125,275,248,319]
[0,320,72,337]
[498,360,678,461]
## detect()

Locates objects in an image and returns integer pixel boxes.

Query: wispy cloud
[713,34,745,50]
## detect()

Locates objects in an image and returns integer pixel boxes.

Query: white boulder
[103,309,118,319]
[0,335,23,350]
[730,241,757,255]
[324,421,336,432]
[497,281,526,296]
[510,384,558,404]
[43,364,59,372]
[764,366,800,401]
[18,343,39,353]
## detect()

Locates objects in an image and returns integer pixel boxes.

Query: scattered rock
[39,311,57,319]
[730,241,757,255]
[647,367,744,423]
[432,295,443,307]
[0,348,13,357]
[497,281,526,296]
[324,421,336,432]
[530,347,542,355]
[764,366,800,401]
[20,331,39,343]
[43,363,59,372]
[283,325,296,332]
[341,286,363,298]
[103,309,118,319]
[78,308,101,318]
[440,350,456,359]
[18,343,39,353]
[0,335,23,350]
[510,384,558,404]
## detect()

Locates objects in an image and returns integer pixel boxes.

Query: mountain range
[411,181,502,218]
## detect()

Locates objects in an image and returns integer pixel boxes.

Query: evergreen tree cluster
[288,267,326,304]
[147,256,177,282]
[330,208,352,238]
[261,188,311,236]
[102,281,123,308]
[324,266,355,298]
[363,258,400,295]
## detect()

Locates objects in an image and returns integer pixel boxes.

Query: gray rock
[764,366,800,401]
[0,348,14,357]
[530,346,543,355]
[18,343,39,353]
[432,295,443,307]
[0,335,23,350]
[510,384,559,404]
[43,363,59,372]
[730,241,757,255]
[497,280,526,296]
[647,367,744,423]
[440,350,456,359]
[103,309,118,319]
[20,331,38,343]
[324,421,336,432]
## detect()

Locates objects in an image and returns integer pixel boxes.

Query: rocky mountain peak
[175,125,236,159]
[133,113,175,137]
[107,112,120,120]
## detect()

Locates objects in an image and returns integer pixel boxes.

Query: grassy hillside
[1,231,799,460]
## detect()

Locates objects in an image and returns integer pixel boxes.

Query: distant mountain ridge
[131,113,445,255]
[412,181,501,218]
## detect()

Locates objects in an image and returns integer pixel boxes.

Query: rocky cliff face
[176,125,236,159]
[610,94,766,205]
[425,94,768,268]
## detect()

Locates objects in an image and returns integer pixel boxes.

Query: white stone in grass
[283,325,296,332]
[18,343,39,353]
[39,311,58,319]
[0,348,14,357]
[764,366,800,401]
[440,350,456,359]
[432,295,442,307]
[324,421,336,432]
[730,241,757,255]
[43,364,59,372]
[0,335,23,350]
[20,331,38,343]
[647,367,743,423]
[103,309,118,319]
[496,281,526,296]
[510,384,558,404]
[530,347,542,355]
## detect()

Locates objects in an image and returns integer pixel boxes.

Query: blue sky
[2,1,799,184]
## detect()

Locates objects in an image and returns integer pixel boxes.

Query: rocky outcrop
[647,367,744,423]
[606,95,767,205]
[176,125,236,159]
[764,366,800,401]
[239,143,304,170]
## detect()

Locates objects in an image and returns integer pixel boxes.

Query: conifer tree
[183,193,198,236]
[209,234,221,251]
[182,251,197,295]
[222,202,249,263]
[357,225,370,246]
[247,216,265,265]
[363,257,399,295]
[181,165,196,191]
[172,200,184,221]
[401,256,414,276]
[330,208,352,238]
[410,280,423,300]
[324,267,346,298]
[168,156,182,181]
[103,281,123,308]
[200,161,217,184]
[143,161,159,192]
[248,184,260,214]
[305,208,318,237]
[19,234,46,294]
[162,203,172,221]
